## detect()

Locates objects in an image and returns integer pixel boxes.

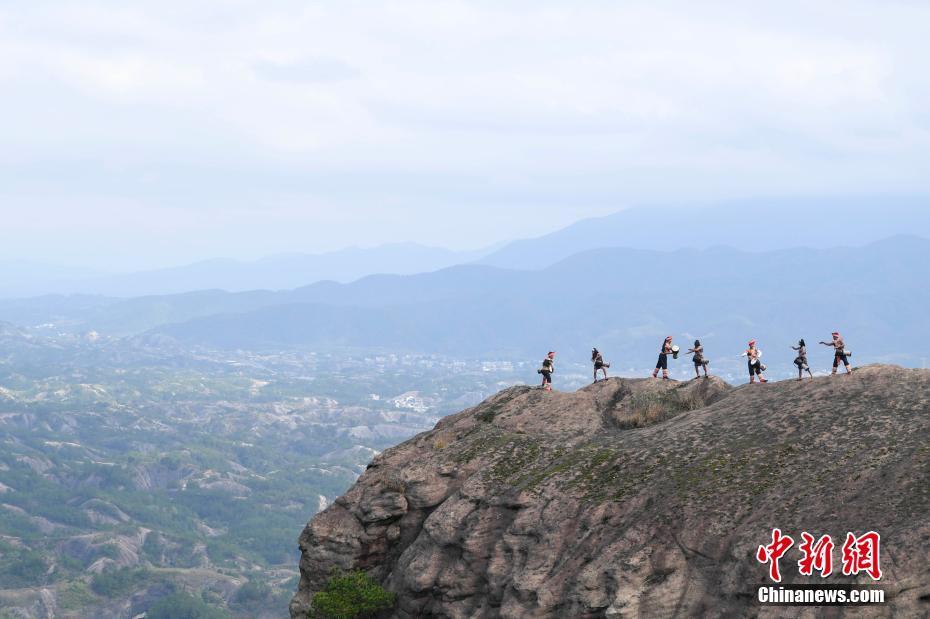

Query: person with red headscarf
[820,332,852,375]
[741,339,768,383]
[652,336,674,379]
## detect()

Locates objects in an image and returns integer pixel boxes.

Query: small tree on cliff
[311,569,395,619]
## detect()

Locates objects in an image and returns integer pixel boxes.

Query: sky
[1,0,929,271]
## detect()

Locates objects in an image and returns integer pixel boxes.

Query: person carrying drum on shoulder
[686,339,709,379]
[741,339,768,384]
[591,348,609,383]
[652,336,674,380]
[820,331,853,375]
[792,338,814,381]
[538,351,556,391]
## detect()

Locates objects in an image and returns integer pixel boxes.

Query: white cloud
[0,0,928,267]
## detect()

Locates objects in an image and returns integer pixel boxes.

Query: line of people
[538,332,853,390]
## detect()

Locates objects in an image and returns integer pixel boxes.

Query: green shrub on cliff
[311,569,395,619]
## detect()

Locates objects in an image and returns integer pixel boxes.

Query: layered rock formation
[291,366,930,618]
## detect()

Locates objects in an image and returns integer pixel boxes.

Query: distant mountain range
[0,243,491,298]
[144,236,929,372]
[5,196,929,298]
[4,236,927,376]
[477,195,930,269]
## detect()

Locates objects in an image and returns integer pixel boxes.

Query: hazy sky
[2,1,929,270]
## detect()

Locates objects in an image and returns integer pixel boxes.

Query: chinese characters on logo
[756,529,882,582]
[840,531,882,581]
[798,532,833,577]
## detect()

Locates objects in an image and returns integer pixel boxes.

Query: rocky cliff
[290,366,930,618]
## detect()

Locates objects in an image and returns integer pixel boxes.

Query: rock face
[290,366,930,618]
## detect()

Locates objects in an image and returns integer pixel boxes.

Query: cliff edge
[291,365,930,618]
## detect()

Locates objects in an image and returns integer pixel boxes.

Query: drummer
[652,336,674,380]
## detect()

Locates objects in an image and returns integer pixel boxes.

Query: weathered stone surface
[291,366,930,618]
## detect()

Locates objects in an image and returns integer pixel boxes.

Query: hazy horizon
[3,194,930,275]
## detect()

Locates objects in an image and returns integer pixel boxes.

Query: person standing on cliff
[652,336,673,379]
[742,339,768,383]
[591,348,609,382]
[686,339,709,379]
[539,351,555,391]
[792,338,814,380]
[820,332,852,375]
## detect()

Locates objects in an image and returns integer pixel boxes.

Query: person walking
[792,338,814,380]
[820,332,852,375]
[591,348,609,382]
[538,351,556,390]
[686,339,709,378]
[652,336,674,380]
[742,339,768,383]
